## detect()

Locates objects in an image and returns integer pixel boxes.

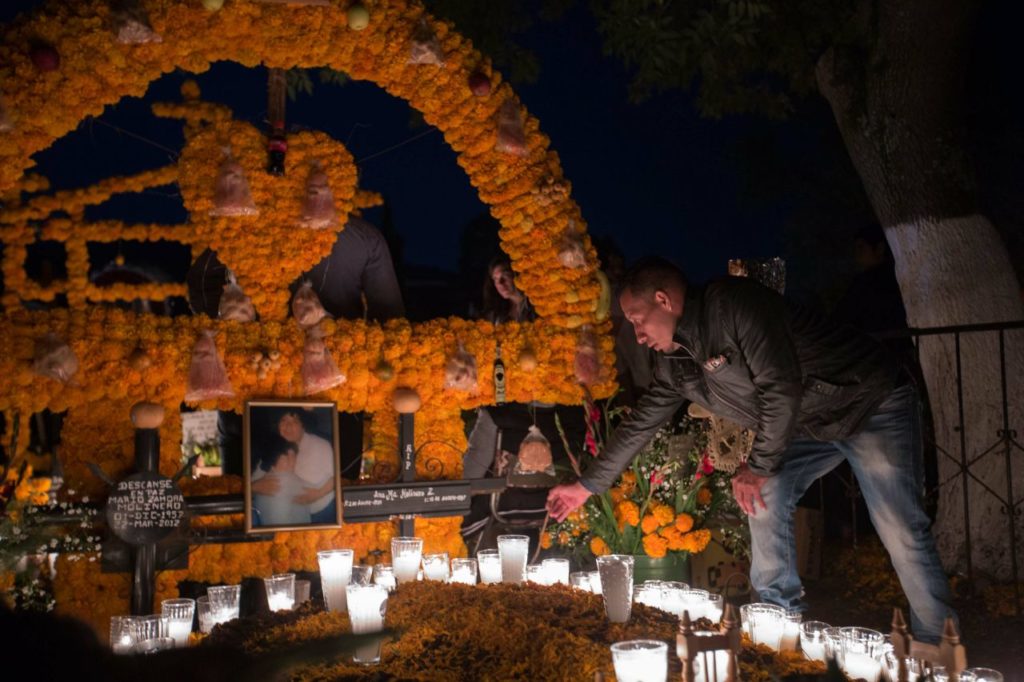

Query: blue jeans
[748,384,956,641]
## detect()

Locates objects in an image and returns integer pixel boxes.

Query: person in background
[187,215,404,481]
[546,257,955,642]
[460,253,584,549]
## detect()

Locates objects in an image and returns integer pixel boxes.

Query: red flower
[649,469,665,486]
[694,452,714,480]
[584,430,598,456]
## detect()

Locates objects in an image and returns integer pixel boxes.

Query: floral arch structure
[0,0,614,630]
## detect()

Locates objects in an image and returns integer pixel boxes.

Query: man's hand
[546,482,592,522]
[731,465,769,516]
[294,481,333,506]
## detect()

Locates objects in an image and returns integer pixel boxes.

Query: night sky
[3,1,1021,299]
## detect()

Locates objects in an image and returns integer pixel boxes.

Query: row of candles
[106,536,1004,682]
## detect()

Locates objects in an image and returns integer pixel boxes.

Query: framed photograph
[244,400,342,533]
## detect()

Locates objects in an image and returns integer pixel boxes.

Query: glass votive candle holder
[823,626,843,661]
[679,588,710,622]
[705,592,724,623]
[497,534,530,584]
[542,558,570,585]
[588,569,603,594]
[294,579,311,605]
[659,581,686,617]
[633,582,662,609]
[110,615,138,654]
[596,554,634,623]
[960,669,1004,682]
[206,584,241,625]
[160,598,196,647]
[477,549,502,584]
[196,596,214,634]
[422,552,450,582]
[390,537,423,585]
[351,564,374,586]
[569,571,591,591]
[318,548,354,612]
[882,648,931,682]
[780,611,802,652]
[526,564,547,585]
[373,564,397,592]
[799,620,830,662]
[346,583,389,666]
[264,573,295,612]
[131,614,170,649]
[610,639,668,682]
[838,627,885,682]
[745,603,786,650]
[450,558,478,585]
[137,636,175,655]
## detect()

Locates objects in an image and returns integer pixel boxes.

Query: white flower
[81,496,89,503]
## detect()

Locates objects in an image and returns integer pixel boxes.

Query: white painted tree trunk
[888,214,1024,581]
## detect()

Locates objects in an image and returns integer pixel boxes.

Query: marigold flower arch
[0,0,615,631]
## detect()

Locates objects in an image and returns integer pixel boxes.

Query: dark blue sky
[5,2,788,286]
[4,1,1021,293]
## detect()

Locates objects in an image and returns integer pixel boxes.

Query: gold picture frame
[243,400,342,533]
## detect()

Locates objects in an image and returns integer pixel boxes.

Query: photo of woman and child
[244,402,341,531]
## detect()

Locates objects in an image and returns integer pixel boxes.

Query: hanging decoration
[299,162,337,229]
[409,18,444,65]
[301,327,346,395]
[32,333,79,385]
[494,99,528,156]
[217,271,257,322]
[109,0,162,44]
[209,148,259,217]
[291,281,330,328]
[444,342,478,393]
[185,330,235,402]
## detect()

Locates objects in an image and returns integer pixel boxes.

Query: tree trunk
[816,0,1024,583]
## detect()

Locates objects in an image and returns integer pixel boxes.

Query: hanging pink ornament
[210,148,258,217]
[299,163,337,229]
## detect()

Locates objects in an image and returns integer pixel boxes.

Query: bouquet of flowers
[1,462,101,611]
[543,397,746,563]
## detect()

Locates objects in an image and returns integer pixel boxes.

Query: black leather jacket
[580,277,901,493]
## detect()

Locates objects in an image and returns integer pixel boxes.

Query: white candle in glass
[596,555,634,624]
[802,639,826,662]
[422,553,450,581]
[167,619,191,647]
[526,564,547,584]
[206,585,240,625]
[588,570,602,594]
[780,612,802,652]
[705,593,724,623]
[679,589,710,622]
[542,558,570,585]
[110,616,137,654]
[478,555,502,584]
[390,537,423,585]
[449,558,477,585]
[610,640,668,682]
[267,593,293,611]
[373,565,397,592]
[318,549,354,613]
[843,652,883,682]
[497,535,529,584]
[346,583,388,666]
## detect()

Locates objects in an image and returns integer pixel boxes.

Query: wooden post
[890,607,968,679]
[397,410,416,536]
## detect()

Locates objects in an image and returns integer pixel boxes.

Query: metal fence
[834,320,1024,615]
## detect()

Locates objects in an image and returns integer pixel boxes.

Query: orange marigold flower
[590,537,611,556]
[609,487,626,504]
[540,532,552,549]
[558,531,571,545]
[660,526,686,551]
[642,533,669,558]
[651,502,675,527]
[675,512,695,534]
[697,487,713,506]
[681,529,712,554]
[641,513,661,535]
[614,500,640,530]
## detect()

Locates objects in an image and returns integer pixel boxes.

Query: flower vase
[632,552,691,584]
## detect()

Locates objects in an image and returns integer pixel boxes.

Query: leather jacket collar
[669,287,703,357]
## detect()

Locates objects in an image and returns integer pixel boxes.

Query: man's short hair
[620,257,688,298]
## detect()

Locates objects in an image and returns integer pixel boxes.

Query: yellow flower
[642,534,669,558]
[590,537,611,556]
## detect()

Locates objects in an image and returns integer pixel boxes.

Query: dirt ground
[800,538,1024,681]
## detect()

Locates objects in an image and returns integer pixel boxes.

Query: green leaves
[285,68,350,101]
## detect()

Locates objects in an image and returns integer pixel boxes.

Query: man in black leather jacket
[546,257,955,641]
